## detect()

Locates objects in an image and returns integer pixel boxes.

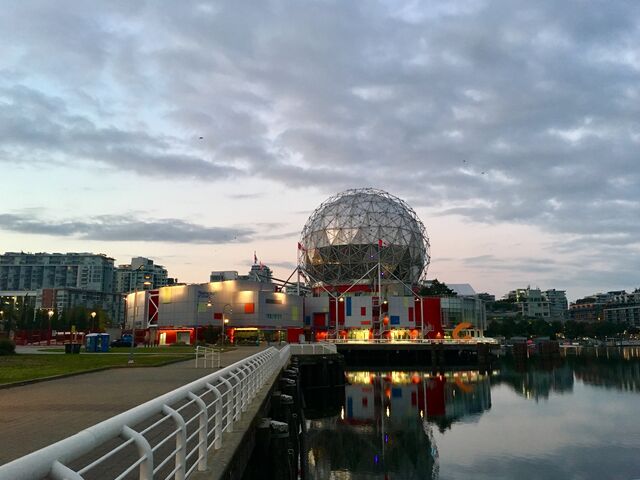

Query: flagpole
[378,240,382,337]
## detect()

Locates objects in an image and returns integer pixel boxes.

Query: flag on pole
[378,239,388,248]
[254,251,258,264]
[297,242,307,251]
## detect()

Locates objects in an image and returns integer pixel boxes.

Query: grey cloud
[0,213,253,244]
[462,254,561,274]
[0,84,241,180]
[2,0,640,295]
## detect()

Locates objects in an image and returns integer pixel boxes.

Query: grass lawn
[0,353,193,385]
[37,346,235,354]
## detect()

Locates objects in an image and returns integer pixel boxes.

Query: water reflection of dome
[300,188,430,286]
[304,370,492,479]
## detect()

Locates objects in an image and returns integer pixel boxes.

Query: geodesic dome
[299,188,430,286]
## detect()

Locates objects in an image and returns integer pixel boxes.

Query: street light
[90,311,97,332]
[415,297,424,341]
[222,304,232,346]
[47,310,54,346]
[337,296,344,340]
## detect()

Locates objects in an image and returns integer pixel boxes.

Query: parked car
[110,338,136,347]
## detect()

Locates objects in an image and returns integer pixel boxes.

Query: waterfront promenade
[0,346,266,465]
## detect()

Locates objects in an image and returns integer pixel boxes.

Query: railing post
[238,366,248,410]
[188,392,209,472]
[247,359,259,393]
[121,426,154,480]
[162,405,187,480]
[219,377,235,432]
[228,372,242,420]
[240,365,252,409]
[232,368,247,413]
[206,382,224,449]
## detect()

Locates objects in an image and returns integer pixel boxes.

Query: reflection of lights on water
[347,369,485,385]
[386,406,390,417]
[384,434,389,444]
[341,406,345,420]
[420,410,424,419]
[374,454,379,464]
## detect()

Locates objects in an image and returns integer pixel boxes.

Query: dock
[332,339,498,367]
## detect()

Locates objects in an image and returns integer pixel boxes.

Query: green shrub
[0,338,16,355]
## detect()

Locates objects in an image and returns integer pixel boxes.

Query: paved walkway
[0,345,267,465]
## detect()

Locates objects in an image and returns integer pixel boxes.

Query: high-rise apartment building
[507,287,550,319]
[114,257,169,293]
[571,289,640,324]
[543,289,568,321]
[0,252,114,292]
[0,252,122,325]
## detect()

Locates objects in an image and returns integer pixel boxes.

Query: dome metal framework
[299,188,430,287]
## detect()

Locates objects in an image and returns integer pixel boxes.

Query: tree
[420,279,456,296]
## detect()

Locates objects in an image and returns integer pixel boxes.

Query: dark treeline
[486,317,636,340]
[2,304,110,333]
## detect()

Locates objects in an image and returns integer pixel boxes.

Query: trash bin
[65,343,82,354]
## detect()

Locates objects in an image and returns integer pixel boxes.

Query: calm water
[304,348,640,480]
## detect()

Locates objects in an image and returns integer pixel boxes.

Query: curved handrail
[0,347,282,480]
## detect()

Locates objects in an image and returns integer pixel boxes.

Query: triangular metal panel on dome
[351,227,369,244]
[326,228,340,246]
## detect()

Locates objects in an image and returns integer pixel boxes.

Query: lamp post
[222,304,232,346]
[90,311,97,332]
[337,296,344,340]
[415,297,424,341]
[47,309,54,346]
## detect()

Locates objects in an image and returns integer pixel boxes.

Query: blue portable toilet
[98,333,110,352]
[85,333,99,352]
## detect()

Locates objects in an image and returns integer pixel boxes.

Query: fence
[194,346,221,369]
[288,343,337,355]
[0,346,291,480]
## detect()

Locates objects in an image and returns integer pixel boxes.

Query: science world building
[124,188,484,344]
[299,188,444,341]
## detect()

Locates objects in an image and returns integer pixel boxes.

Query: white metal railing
[288,343,337,355]
[0,346,291,480]
[194,346,221,369]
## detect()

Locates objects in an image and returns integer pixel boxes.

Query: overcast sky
[1,0,639,301]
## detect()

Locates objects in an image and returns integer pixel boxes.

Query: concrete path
[0,345,267,466]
